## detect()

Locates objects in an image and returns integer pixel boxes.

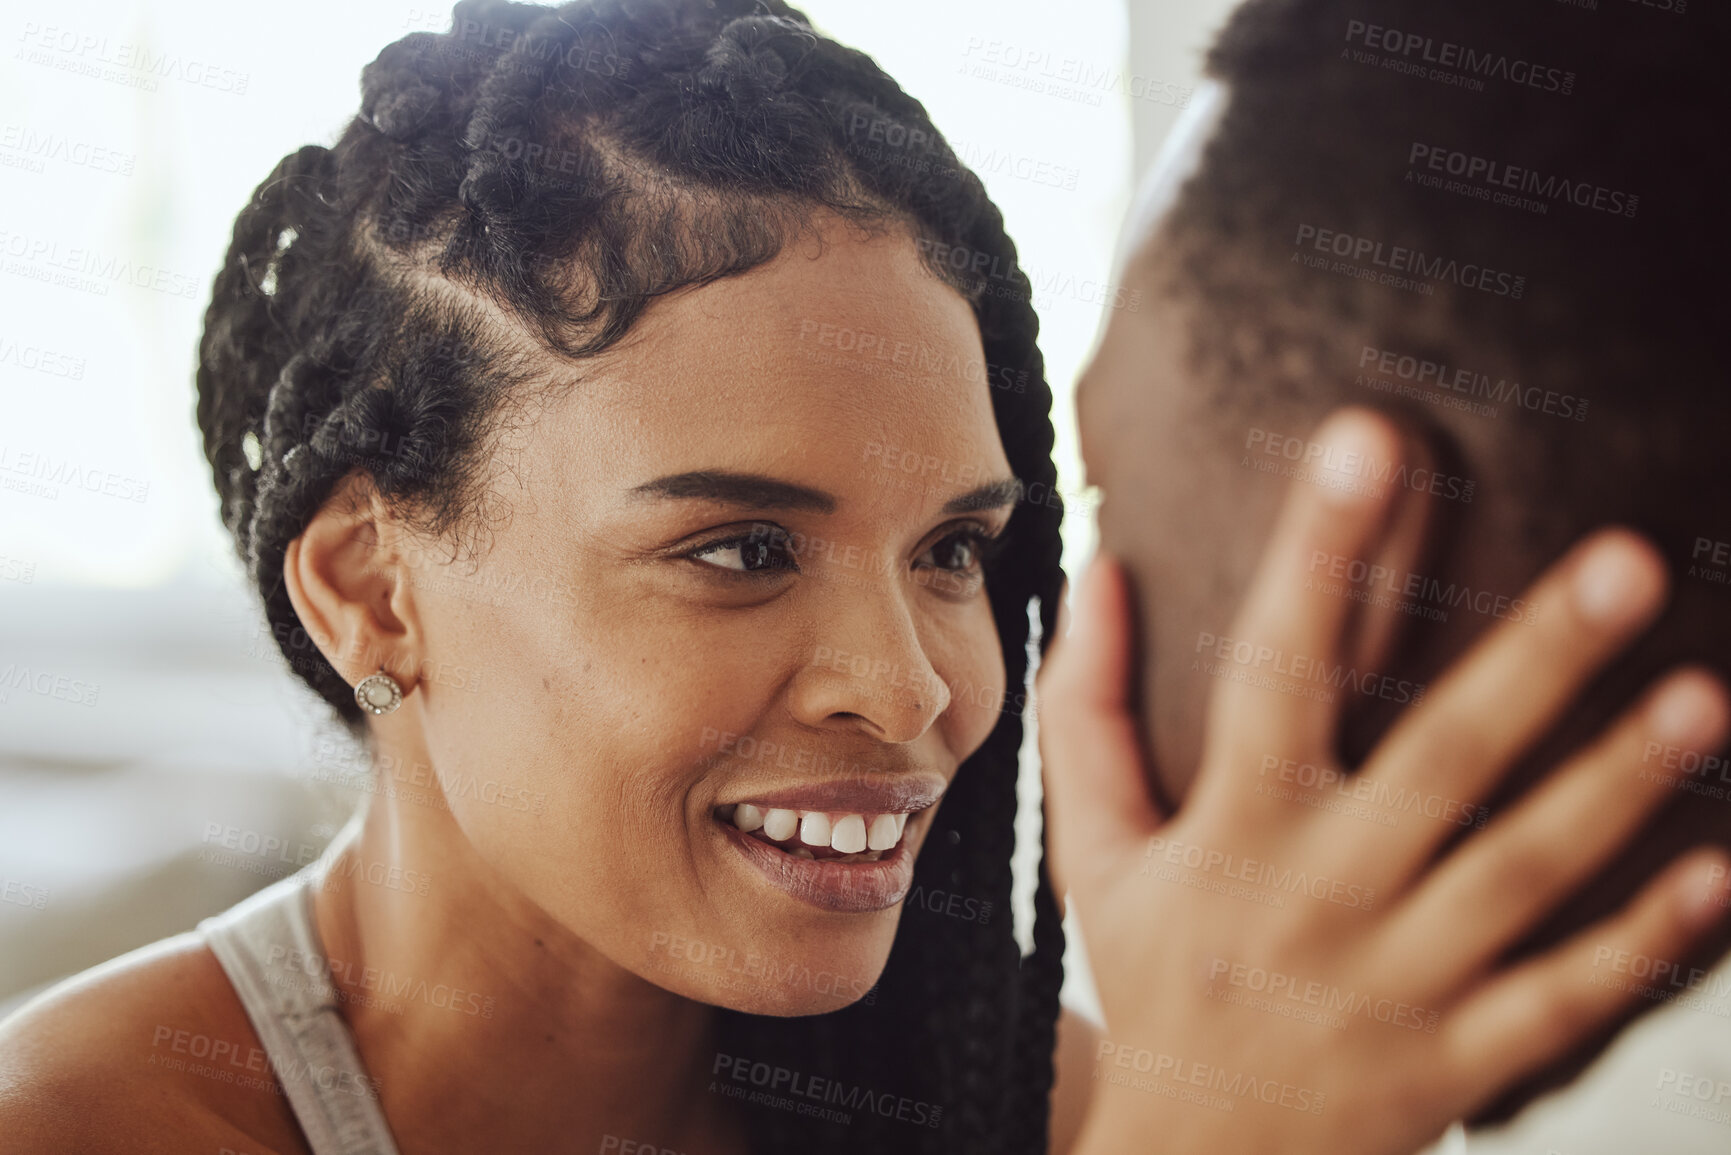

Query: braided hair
[195,1,1067,1151]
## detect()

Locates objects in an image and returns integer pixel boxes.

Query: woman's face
[398,219,1014,1015]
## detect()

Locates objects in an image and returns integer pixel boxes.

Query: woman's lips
[717,819,918,913]
[712,774,944,912]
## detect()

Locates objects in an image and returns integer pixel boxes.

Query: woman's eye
[690,528,798,574]
[918,530,993,573]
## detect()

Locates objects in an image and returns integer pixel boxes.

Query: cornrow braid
[195,2,1068,1151]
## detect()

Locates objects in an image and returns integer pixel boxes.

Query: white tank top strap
[197,866,402,1155]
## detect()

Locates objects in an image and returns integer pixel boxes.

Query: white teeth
[830,814,868,854]
[729,804,917,856]
[798,811,832,847]
[791,846,816,860]
[762,808,799,841]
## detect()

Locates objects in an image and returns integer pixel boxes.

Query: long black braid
[195,2,1068,1151]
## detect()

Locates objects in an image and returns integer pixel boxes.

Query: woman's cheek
[938,601,1008,754]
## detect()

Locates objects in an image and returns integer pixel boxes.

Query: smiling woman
[6,3,1729,1154]
[0,1,1068,1153]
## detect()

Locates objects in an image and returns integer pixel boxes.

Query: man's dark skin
[1075,106,1731,1123]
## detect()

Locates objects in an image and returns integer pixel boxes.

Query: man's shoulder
[0,932,310,1155]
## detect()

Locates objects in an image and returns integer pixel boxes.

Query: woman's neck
[310,768,746,1155]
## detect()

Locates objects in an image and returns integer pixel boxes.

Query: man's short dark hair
[1150,0,1731,1121]
[1155,0,1727,535]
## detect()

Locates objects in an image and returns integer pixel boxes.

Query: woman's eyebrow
[628,470,837,512]
[943,477,1025,514]
[628,471,1024,516]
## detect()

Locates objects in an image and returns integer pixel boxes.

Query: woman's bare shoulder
[0,932,310,1155]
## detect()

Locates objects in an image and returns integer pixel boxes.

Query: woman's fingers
[1440,849,1731,1113]
[1199,409,1401,798]
[1366,668,1731,998]
[1037,554,1164,893]
[1350,529,1669,885]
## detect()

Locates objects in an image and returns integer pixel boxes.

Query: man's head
[1079,0,1731,1114]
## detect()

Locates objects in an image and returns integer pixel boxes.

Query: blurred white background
[0,0,1236,1016]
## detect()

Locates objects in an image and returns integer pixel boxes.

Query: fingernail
[1574,534,1664,628]
[1309,410,1391,505]
[1070,558,1106,644]
[1649,673,1730,751]
[1679,854,1731,930]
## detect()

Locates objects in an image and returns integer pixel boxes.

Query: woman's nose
[786,595,952,744]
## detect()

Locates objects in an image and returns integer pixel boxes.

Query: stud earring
[354,669,404,716]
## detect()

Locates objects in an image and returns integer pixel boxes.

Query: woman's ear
[281,471,423,694]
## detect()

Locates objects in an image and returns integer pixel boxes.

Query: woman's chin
[718,982,876,1018]
[638,927,894,1017]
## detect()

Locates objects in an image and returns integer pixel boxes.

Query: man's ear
[281,471,422,693]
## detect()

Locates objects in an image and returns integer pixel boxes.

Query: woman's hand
[1039,409,1731,1155]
